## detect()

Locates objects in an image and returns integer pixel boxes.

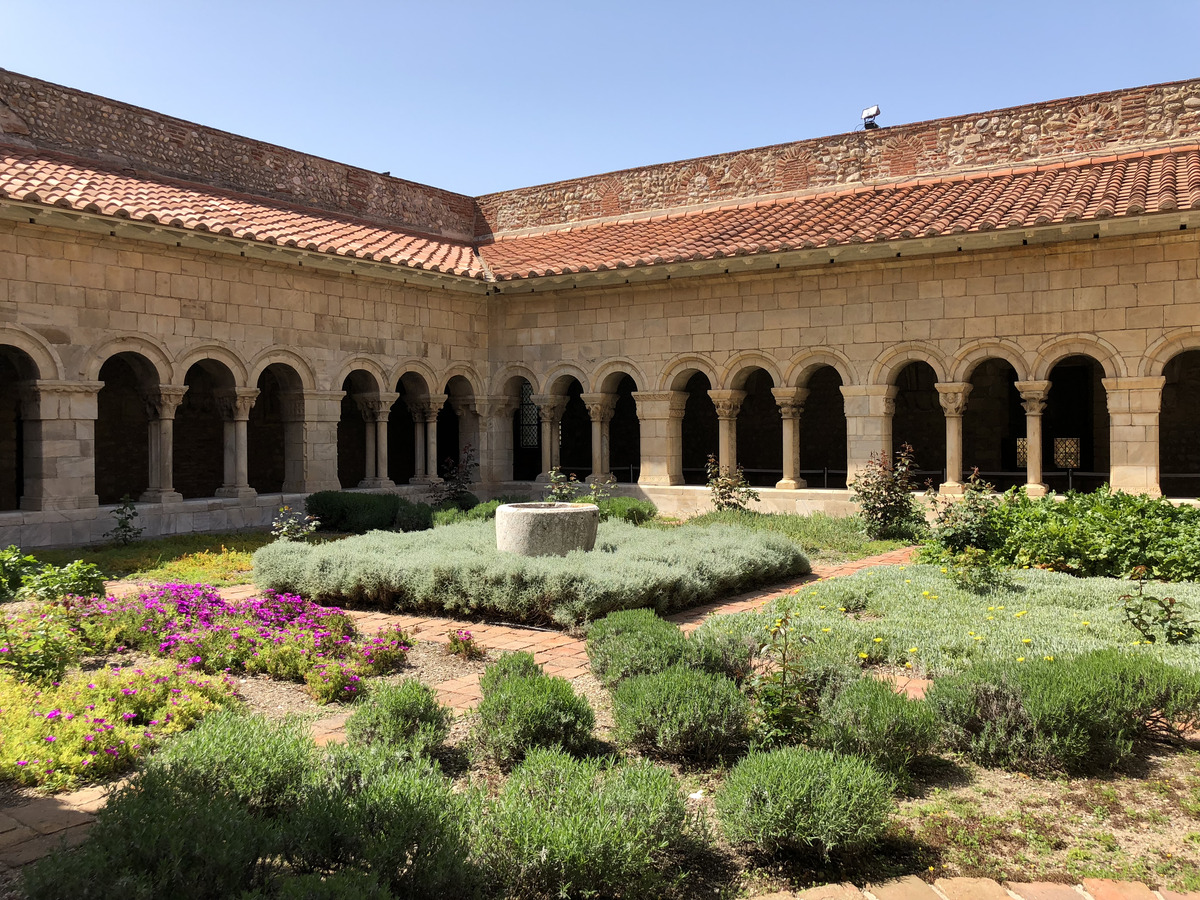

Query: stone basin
[495,502,600,557]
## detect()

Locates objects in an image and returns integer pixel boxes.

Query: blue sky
[4,1,1198,195]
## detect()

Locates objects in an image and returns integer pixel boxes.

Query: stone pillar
[450,396,481,466]
[355,393,397,489]
[531,394,566,482]
[841,384,899,483]
[408,395,446,484]
[772,387,809,490]
[581,392,617,484]
[1103,376,1166,496]
[475,395,518,484]
[140,385,188,503]
[295,390,344,493]
[708,389,745,475]
[18,380,103,511]
[936,382,973,495]
[215,388,259,500]
[1015,380,1051,498]
[632,391,688,485]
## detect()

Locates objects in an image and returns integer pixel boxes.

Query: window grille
[519,382,539,448]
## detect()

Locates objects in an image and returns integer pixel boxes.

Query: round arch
[247,346,317,391]
[949,339,1031,383]
[543,363,590,395]
[720,352,784,391]
[332,357,387,394]
[438,364,484,398]
[1140,329,1200,378]
[175,343,249,388]
[782,348,857,389]
[490,364,543,397]
[84,334,173,385]
[591,357,647,393]
[388,359,439,395]
[658,353,719,391]
[1032,334,1127,381]
[867,342,949,386]
[0,325,63,381]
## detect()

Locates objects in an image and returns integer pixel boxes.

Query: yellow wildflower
[858,652,868,659]
[1043,655,1054,661]
[1014,610,1027,618]
[873,637,883,643]
[908,647,918,653]
[1021,638,1031,645]
[822,628,831,633]
[1017,656,1026,662]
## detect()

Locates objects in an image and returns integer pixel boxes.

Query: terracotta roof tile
[479,146,1200,279]
[0,146,485,279]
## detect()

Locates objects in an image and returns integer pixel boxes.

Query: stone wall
[0,69,478,241]
[476,80,1200,236]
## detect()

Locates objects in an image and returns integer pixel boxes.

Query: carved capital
[531,394,567,424]
[708,389,746,420]
[475,395,518,421]
[215,387,259,421]
[771,386,809,419]
[1015,380,1052,417]
[935,382,973,417]
[632,390,688,420]
[355,396,391,422]
[406,394,447,424]
[143,385,190,420]
[580,392,616,424]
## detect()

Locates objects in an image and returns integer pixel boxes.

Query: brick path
[757,876,1200,900]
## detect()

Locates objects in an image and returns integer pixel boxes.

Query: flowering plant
[446,627,485,660]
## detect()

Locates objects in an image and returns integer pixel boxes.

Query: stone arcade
[1,70,1199,547]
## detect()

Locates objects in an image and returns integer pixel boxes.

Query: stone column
[1102,376,1166,496]
[531,394,566,482]
[632,391,688,485]
[581,392,617,484]
[475,395,518,484]
[215,388,259,500]
[450,396,481,466]
[841,384,899,483]
[708,389,745,475]
[1014,380,1051,498]
[355,393,397,489]
[18,380,103,511]
[296,390,344,493]
[140,385,188,503]
[408,395,446,484]
[936,382,973,495]
[772,387,809,490]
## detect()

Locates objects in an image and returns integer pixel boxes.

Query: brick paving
[9,542,1194,900]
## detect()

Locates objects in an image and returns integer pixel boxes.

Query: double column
[772,387,809,490]
[406,394,446,484]
[935,382,972,495]
[1013,381,1050,497]
[531,394,566,482]
[355,392,398,489]
[140,385,188,503]
[580,392,616,484]
[214,387,259,500]
[707,389,745,475]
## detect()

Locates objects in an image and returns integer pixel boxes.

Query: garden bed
[251,520,810,626]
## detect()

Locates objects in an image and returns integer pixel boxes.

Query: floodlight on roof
[861,105,881,129]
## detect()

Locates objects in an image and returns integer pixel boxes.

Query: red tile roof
[0,147,485,278]
[479,146,1200,279]
[2,143,1198,284]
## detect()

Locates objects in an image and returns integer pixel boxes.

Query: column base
[938,481,965,496]
[357,477,396,489]
[139,489,183,504]
[534,472,551,484]
[215,486,258,501]
[1024,482,1049,498]
[775,478,808,490]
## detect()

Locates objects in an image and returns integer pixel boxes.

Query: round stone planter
[495,502,600,557]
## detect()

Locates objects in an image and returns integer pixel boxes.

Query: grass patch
[686,509,907,564]
[253,520,810,626]
[38,531,276,586]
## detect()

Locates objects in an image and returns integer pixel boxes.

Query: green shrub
[345,680,450,757]
[304,491,401,534]
[149,710,318,815]
[478,650,542,694]
[715,746,893,856]
[394,497,434,532]
[812,676,939,776]
[849,443,926,540]
[0,545,39,602]
[0,606,87,682]
[472,747,689,900]
[926,650,1200,773]
[254,520,809,626]
[22,766,276,900]
[597,496,657,524]
[687,623,754,681]
[432,498,501,527]
[284,745,475,899]
[475,660,594,767]
[18,560,107,602]
[990,486,1200,581]
[587,608,690,686]
[256,871,394,900]
[927,470,1002,553]
[613,665,749,761]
